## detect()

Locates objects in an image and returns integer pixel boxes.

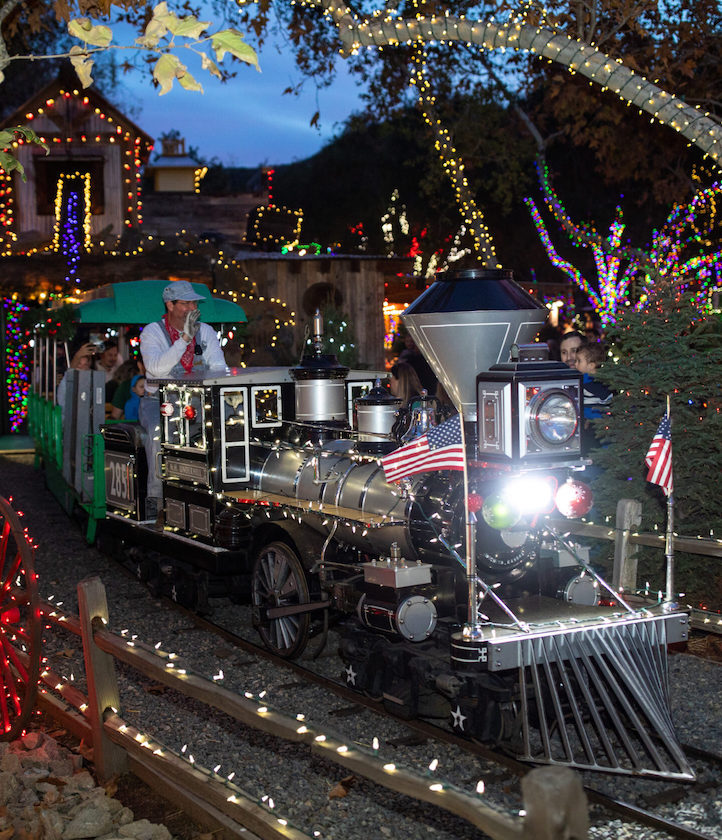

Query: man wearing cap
[138,281,226,519]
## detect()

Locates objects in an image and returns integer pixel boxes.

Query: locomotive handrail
[546,508,722,633]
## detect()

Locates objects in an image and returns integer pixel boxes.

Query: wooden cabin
[0,76,154,252]
[146,136,206,193]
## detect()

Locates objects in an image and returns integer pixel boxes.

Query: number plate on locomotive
[105,453,135,511]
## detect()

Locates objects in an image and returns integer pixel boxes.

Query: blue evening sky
[113,22,364,167]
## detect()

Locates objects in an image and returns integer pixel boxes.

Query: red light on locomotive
[183,405,196,420]
[160,402,174,417]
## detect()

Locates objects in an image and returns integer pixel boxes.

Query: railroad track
[25,557,722,840]
[139,590,722,840]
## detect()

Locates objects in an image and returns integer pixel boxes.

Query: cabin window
[221,387,250,482]
[35,158,105,216]
[162,386,207,450]
[251,386,282,428]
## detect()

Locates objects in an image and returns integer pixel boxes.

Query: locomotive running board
[501,613,693,779]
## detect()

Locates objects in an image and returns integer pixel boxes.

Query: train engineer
[138,281,226,518]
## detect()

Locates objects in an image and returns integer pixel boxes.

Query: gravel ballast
[1,452,721,840]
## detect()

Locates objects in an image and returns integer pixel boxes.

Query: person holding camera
[138,281,226,519]
[56,341,95,410]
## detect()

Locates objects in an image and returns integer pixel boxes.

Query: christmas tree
[590,279,722,605]
[305,302,360,369]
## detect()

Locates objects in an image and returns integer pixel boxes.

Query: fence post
[78,576,127,782]
[613,498,642,592]
[521,766,588,839]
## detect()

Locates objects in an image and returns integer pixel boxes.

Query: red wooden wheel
[0,497,41,740]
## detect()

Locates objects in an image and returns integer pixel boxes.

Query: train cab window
[162,386,207,450]
[251,386,282,428]
[221,387,250,482]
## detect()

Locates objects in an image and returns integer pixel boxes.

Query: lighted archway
[322,6,721,167]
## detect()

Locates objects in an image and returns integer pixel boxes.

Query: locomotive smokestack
[402,267,546,420]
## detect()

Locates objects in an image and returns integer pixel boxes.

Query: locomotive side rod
[264,599,331,620]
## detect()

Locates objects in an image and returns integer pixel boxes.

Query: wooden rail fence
[549,497,722,635]
[35,576,588,840]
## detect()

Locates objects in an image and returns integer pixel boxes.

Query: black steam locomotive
[34,269,692,780]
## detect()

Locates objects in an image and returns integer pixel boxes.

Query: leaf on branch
[69,45,94,88]
[137,16,168,49]
[178,69,203,92]
[0,127,49,179]
[153,53,202,95]
[0,151,25,179]
[212,29,260,71]
[68,17,113,48]
[201,52,222,79]
[153,1,210,40]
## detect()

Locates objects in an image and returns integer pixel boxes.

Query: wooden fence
[36,576,588,840]
[549,497,722,635]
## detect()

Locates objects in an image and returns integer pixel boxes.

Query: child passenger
[123,374,146,422]
[575,343,612,449]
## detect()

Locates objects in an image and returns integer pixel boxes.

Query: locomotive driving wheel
[252,542,311,659]
[0,497,41,741]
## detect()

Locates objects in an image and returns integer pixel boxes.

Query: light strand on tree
[410,45,499,267]
[3,296,30,432]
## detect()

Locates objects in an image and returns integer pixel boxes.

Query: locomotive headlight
[477,366,582,464]
[504,475,556,515]
[528,389,578,445]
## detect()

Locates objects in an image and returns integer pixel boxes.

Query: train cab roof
[57,280,246,325]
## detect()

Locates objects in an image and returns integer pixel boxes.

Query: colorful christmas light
[3,297,30,432]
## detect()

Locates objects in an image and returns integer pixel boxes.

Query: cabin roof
[0,73,154,149]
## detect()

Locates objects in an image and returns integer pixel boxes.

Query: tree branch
[0,0,23,72]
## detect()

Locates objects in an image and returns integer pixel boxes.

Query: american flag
[645,412,673,495]
[381,413,465,483]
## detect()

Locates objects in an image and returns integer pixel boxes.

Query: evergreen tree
[591,280,722,603]
[305,303,360,369]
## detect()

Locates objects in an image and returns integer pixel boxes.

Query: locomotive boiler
[37,269,692,781]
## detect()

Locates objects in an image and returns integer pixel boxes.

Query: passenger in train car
[559,330,587,369]
[56,341,95,409]
[389,361,424,440]
[123,375,146,422]
[93,339,123,398]
[397,333,437,393]
[138,281,227,519]
[109,359,145,420]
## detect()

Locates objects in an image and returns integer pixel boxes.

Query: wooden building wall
[220,255,412,369]
[14,104,129,242]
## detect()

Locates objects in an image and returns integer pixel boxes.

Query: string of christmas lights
[56,182,87,284]
[316,2,722,168]
[527,157,722,322]
[3,296,30,432]
[410,45,499,267]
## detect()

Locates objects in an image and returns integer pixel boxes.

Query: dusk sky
[117,26,364,168]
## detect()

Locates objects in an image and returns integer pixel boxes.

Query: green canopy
[74,280,246,325]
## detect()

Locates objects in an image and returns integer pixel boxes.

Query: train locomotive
[30,269,692,781]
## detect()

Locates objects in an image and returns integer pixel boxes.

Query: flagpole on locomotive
[664,394,675,605]
[459,413,480,634]
[645,394,675,606]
